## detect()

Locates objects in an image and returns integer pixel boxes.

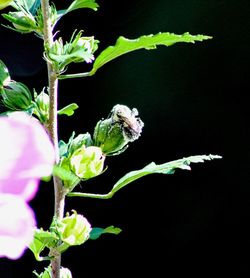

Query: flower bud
[70,146,105,180]
[58,210,91,246]
[35,91,50,120]
[0,81,32,111]
[93,104,144,155]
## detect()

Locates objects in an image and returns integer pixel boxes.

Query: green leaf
[68,154,222,199]
[89,32,212,75]
[58,103,79,116]
[28,229,58,261]
[57,0,99,18]
[110,154,221,195]
[90,226,122,240]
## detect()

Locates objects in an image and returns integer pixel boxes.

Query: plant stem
[41,1,65,277]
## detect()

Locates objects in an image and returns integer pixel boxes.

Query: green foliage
[29,228,58,261]
[58,103,79,116]
[0,1,221,277]
[90,226,122,240]
[88,32,212,75]
[68,154,222,199]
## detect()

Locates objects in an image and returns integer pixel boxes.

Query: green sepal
[0,59,10,87]
[1,81,33,111]
[2,11,39,34]
[90,226,122,240]
[53,163,81,190]
[58,131,93,158]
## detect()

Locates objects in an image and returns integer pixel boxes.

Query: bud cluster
[45,31,99,73]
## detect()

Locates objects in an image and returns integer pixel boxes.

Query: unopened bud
[35,91,50,121]
[70,146,105,180]
[0,81,32,111]
[93,104,144,155]
[58,210,91,246]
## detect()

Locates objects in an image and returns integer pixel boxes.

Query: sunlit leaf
[89,32,212,75]
[68,154,222,199]
[90,226,122,240]
[58,103,79,116]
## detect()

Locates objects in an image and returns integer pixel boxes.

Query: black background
[1,0,250,277]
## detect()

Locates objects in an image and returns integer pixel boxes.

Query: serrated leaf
[110,154,221,195]
[58,103,79,116]
[89,32,212,75]
[68,154,222,199]
[90,226,122,240]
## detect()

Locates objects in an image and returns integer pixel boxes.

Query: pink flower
[0,112,55,259]
[0,194,35,259]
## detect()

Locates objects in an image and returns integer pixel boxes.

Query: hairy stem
[41,1,65,277]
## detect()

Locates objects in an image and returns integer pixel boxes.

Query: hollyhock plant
[0,112,55,259]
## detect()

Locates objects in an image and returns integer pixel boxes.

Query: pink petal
[0,194,36,260]
[0,112,55,201]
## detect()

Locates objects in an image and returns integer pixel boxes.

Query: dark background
[1,0,250,276]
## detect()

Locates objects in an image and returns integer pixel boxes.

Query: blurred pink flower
[0,112,55,259]
[0,194,35,259]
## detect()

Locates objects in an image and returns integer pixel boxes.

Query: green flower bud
[34,90,50,123]
[58,210,91,246]
[0,81,32,111]
[93,104,144,155]
[70,145,105,180]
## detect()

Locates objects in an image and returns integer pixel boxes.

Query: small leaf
[89,32,212,75]
[29,229,58,261]
[58,103,79,116]
[90,226,122,240]
[57,0,99,18]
